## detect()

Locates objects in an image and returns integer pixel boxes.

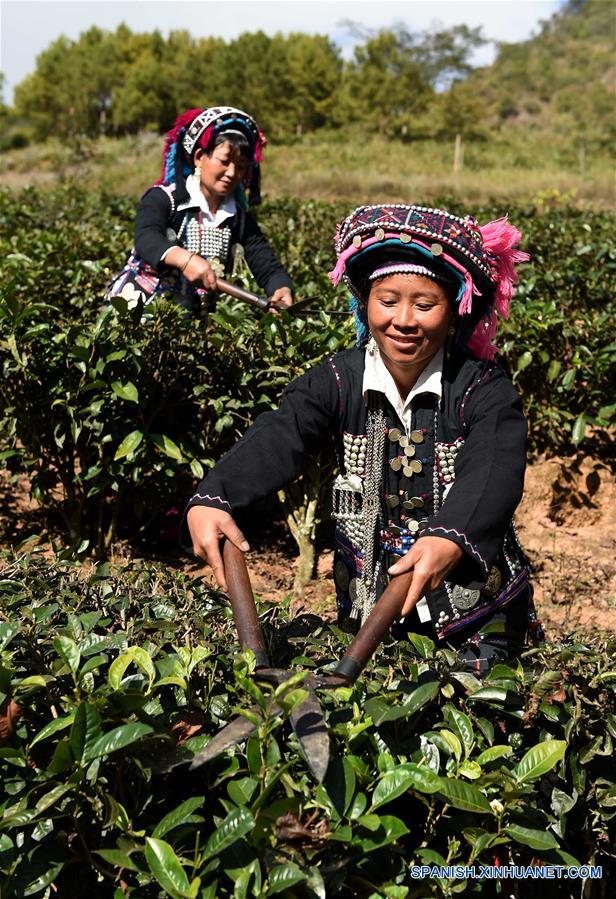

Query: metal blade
[284,297,347,317]
[189,713,260,770]
[290,682,330,783]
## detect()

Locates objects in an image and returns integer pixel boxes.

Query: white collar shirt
[362,344,444,434]
[362,343,444,625]
[178,174,237,226]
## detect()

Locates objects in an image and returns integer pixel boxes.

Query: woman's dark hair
[209,130,252,159]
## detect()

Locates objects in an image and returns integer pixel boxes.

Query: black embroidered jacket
[184,348,530,639]
[134,180,293,296]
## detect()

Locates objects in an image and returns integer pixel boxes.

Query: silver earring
[367,335,377,356]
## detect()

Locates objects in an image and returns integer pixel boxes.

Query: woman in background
[106,105,293,317]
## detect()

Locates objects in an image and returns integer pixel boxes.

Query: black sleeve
[242,212,294,296]
[423,370,527,576]
[182,360,339,548]
[134,187,176,269]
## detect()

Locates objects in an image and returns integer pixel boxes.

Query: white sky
[1,0,563,103]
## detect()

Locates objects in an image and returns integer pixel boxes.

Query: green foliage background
[3,0,614,159]
[0,186,614,555]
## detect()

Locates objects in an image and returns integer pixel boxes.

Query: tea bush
[0,185,614,555]
[0,553,614,897]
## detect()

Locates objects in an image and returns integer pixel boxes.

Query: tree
[340,30,433,136]
[285,34,342,136]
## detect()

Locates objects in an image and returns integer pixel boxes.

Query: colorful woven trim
[182,106,263,159]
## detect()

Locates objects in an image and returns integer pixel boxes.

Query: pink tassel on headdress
[157,108,202,184]
[458,270,481,316]
[479,216,530,319]
[467,308,498,361]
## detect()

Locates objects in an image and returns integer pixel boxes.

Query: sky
[1,0,564,104]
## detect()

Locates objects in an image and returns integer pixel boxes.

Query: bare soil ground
[1,455,614,640]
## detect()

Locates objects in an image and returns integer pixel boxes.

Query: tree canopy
[6,0,614,152]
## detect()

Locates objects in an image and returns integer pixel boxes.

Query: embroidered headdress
[329,204,529,360]
[157,106,266,205]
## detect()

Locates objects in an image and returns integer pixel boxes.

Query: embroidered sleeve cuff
[187,492,231,511]
[422,526,489,575]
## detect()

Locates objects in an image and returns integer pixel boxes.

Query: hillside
[467,0,615,151]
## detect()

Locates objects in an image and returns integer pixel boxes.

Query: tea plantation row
[0,186,614,555]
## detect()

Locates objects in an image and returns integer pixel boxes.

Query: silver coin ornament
[483,566,502,596]
[349,578,358,602]
[435,438,464,485]
[450,584,481,610]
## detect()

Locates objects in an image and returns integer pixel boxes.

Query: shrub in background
[0,186,614,559]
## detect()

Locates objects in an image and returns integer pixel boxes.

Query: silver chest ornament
[450,584,481,610]
[184,218,231,276]
[435,438,464,485]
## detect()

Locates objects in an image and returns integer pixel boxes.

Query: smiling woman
[105,106,293,318]
[184,202,541,675]
[367,273,456,382]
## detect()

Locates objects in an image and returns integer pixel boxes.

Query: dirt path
[2,456,614,640]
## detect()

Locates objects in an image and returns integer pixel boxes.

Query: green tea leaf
[356,815,409,852]
[151,433,184,461]
[268,862,307,895]
[407,633,435,659]
[571,414,587,446]
[111,381,139,403]
[153,797,205,838]
[114,429,143,460]
[53,635,81,673]
[403,681,440,716]
[504,824,560,851]
[145,836,192,897]
[202,807,254,860]
[513,740,567,783]
[30,714,75,747]
[476,745,513,765]
[83,722,153,763]
[437,778,492,814]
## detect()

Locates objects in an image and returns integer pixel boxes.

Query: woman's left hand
[388,536,464,618]
[268,287,293,309]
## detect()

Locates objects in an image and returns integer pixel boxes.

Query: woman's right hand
[186,505,250,592]
[182,253,218,291]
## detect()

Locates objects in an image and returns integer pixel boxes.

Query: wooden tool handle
[334,572,414,683]
[216,278,270,310]
[223,541,270,667]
